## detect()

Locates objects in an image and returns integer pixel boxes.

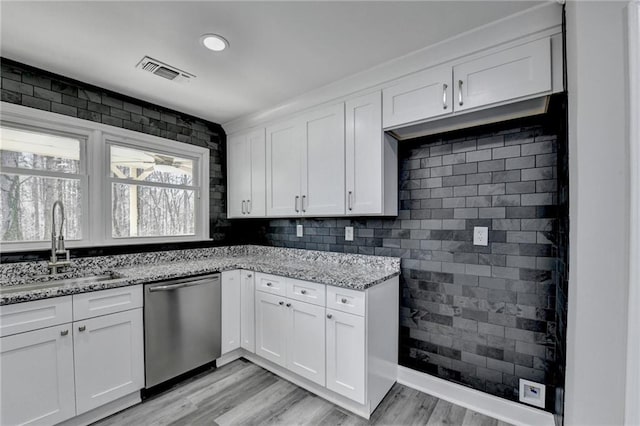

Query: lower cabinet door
[255,291,287,367]
[326,308,366,404]
[240,270,256,353]
[1,324,76,426]
[74,308,144,414]
[221,270,242,354]
[286,300,325,386]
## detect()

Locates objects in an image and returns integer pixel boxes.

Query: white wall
[565,2,631,425]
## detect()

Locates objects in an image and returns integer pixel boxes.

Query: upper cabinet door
[453,38,551,112]
[227,133,251,218]
[247,129,266,217]
[346,91,383,215]
[266,119,303,216]
[300,103,345,216]
[382,64,452,128]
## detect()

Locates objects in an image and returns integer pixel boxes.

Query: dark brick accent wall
[235,114,565,411]
[0,58,230,261]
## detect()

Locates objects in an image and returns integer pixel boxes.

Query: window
[0,125,87,243]
[0,103,209,251]
[108,143,198,239]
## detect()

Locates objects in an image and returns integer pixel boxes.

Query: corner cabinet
[227,128,266,218]
[266,103,346,217]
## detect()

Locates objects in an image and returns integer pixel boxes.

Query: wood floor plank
[93,359,513,426]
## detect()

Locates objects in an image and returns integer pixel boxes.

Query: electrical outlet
[519,379,546,409]
[473,226,488,246]
[296,224,303,237]
[345,226,354,241]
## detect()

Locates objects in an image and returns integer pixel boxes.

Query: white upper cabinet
[382,65,453,128]
[453,38,551,112]
[300,103,345,216]
[266,119,304,216]
[346,91,397,216]
[227,128,266,218]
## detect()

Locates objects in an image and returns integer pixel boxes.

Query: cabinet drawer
[286,278,326,307]
[0,296,72,337]
[73,285,142,321]
[255,272,286,296]
[326,286,365,316]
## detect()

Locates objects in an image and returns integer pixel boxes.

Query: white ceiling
[1,1,542,125]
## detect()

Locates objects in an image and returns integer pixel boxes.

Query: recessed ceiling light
[200,34,228,52]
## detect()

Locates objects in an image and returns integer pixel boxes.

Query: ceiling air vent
[136,56,195,83]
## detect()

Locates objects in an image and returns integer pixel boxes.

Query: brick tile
[454,185,478,197]
[442,175,466,187]
[466,149,492,163]
[453,163,478,175]
[21,95,50,110]
[51,102,77,117]
[442,153,467,165]
[522,167,554,181]
[522,141,555,156]
[479,207,505,219]
[478,183,505,196]
[506,156,535,170]
[492,145,521,159]
[1,89,21,103]
[2,78,33,95]
[492,195,521,207]
[478,159,505,172]
[454,208,478,219]
[466,196,491,207]
[466,173,493,184]
[493,170,521,183]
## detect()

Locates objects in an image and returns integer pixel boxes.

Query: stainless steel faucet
[48,200,71,274]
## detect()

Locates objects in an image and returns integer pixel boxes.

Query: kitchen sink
[0,273,119,295]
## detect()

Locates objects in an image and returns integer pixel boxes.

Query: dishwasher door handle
[148,278,217,292]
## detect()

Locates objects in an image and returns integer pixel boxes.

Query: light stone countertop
[0,245,400,305]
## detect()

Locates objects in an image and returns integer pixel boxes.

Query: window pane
[0,126,81,173]
[110,145,193,186]
[112,183,195,238]
[0,174,82,242]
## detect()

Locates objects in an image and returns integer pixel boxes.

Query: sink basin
[0,274,118,295]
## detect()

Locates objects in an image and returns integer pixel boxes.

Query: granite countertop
[0,246,401,305]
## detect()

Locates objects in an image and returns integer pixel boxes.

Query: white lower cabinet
[255,291,288,366]
[0,323,76,426]
[221,270,242,354]
[73,308,144,414]
[326,308,365,403]
[286,300,325,386]
[240,270,256,352]
[0,286,144,426]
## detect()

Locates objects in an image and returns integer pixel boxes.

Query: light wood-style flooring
[94,359,512,426]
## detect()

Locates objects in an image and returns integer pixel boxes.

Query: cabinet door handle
[78,325,86,332]
[60,329,69,336]
[443,83,448,109]
[458,80,464,106]
[300,289,307,295]
[302,195,306,212]
[247,199,251,214]
[279,301,284,306]
[327,314,333,319]
[341,298,348,304]
[348,191,353,211]
[241,200,246,214]
[266,282,272,287]
[295,195,300,213]
[286,303,291,307]
[247,274,252,278]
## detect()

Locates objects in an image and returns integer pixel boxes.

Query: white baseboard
[397,366,555,426]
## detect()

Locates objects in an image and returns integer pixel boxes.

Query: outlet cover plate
[473,226,488,246]
[519,378,545,409]
[296,224,303,237]
[345,226,354,241]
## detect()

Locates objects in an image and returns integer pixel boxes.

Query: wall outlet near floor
[296,224,303,237]
[473,226,489,246]
[519,379,546,409]
[345,226,354,241]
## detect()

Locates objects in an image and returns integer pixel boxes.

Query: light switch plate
[473,226,488,246]
[296,224,303,237]
[345,226,354,241]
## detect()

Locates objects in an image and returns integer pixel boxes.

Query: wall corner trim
[397,366,555,426]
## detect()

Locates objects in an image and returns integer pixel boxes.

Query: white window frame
[0,102,210,252]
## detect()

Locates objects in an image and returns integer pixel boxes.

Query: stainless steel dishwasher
[144,273,221,389]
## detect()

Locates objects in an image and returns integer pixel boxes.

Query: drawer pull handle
[279,301,284,306]
[341,298,348,304]
[266,282,272,287]
[327,314,333,319]
[78,325,86,332]
[60,330,69,336]
[300,289,307,295]
[286,303,291,307]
